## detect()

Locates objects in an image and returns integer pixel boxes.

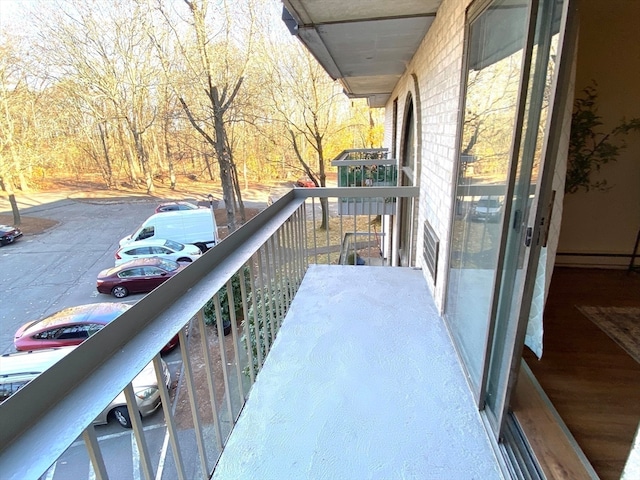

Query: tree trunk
[118,122,138,185]
[204,152,214,181]
[217,153,236,232]
[164,126,176,190]
[317,138,328,230]
[212,101,237,233]
[132,129,154,194]
[9,194,21,226]
[229,149,246,222]
[319,197,329,231]
[169,163,176,190]
[98,122,114,188]
[11,150,28,192]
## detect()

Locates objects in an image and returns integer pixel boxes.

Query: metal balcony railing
[0,186,418,480]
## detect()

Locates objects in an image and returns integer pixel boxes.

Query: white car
[470,196,503,223]
[0,346,171,428]
[115,239,202,265]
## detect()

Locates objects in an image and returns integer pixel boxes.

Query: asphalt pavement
[0,195,159,354]
[0,192,269,355]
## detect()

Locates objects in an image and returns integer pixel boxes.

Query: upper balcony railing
[0,186,418,480]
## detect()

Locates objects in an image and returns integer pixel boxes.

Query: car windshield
[137,226,154,240]
[477,199,500,208]
[157,259,180,271]
[161,202,196,210]
[129,221,144,238]
[164,239,184,251]
[24,304,128,333]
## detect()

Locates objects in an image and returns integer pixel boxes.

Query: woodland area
[0,0,383,229]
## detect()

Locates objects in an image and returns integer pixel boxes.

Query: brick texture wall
[384,0,472,311]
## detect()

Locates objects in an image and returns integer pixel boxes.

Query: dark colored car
[154,201,201,213]
[97,257,185,298]
[13,303,179,353]
[0,224,23,246]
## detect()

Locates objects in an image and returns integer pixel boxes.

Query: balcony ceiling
[282,0,443,107]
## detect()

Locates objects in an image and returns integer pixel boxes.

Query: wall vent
[423,220,439,284]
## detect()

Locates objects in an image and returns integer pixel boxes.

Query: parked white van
[120,208,218,252]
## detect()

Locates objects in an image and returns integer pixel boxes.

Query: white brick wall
[384,0,473,312]
[384,0,575,313]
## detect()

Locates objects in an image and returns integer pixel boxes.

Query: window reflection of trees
[453,37,559,271]
[452,50,524,270]
[462,53,522,183]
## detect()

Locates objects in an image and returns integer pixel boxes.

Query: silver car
[0,347,171,428]
[471,196,503,222]
[114,238,202,266]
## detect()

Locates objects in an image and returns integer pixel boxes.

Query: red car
[14,303,179,353]
[97,257,185,298]
[295,176,316,188]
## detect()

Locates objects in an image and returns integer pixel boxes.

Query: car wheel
[112,285,129,298]
[113,406,132,428]
[195,243,207,253]
[177,257,192,263]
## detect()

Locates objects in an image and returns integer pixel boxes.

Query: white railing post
[123,383,155,480]
[178,325,210,479]
[152,353,188,480]
[195,308,224,452]
[81,425,108,480]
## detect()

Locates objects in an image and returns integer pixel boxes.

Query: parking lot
[0,195,162,354]
[0,195,204,478]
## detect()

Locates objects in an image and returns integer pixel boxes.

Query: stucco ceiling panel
[317,17,434,77]
[341,75,401,96]
[282,0,444,105]
[284,0,441,24]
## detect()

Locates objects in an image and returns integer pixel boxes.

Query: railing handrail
[0,186,418,480]
[291,186,419,198]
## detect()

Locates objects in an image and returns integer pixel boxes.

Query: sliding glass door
[484,0,567,433]
[446,0,531,395]
[446,0,570,436]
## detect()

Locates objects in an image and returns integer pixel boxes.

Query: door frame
[398,94,416,267]
[443,0,578,442]
[485,0,579,436]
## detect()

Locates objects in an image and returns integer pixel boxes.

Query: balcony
[331,149,398,216]
[0,186,503,479]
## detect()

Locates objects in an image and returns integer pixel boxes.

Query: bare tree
[260,39,347,229]
[1,0,382,198]
[32,0,161,192]
[149,0,257,232]
[0,37,30,194]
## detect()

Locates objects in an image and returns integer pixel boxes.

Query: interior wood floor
[522,267,640,480]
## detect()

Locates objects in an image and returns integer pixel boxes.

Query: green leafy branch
[566,83,640,194]
[203,266,251,332]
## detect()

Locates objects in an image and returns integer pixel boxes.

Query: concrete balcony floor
[212,265,503,479]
